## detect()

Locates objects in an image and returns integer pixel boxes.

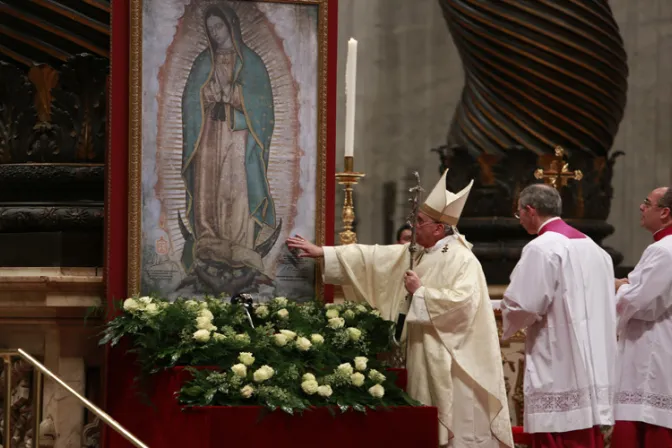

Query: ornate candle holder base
[335,156,365,245]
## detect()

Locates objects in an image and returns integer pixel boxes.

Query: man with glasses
[611,186,672,448]
[501,183,617,447]
[287,170,513,448]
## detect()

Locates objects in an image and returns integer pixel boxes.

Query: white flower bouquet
[100,296,420,414]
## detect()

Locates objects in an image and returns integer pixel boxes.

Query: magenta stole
[537,219,586,239]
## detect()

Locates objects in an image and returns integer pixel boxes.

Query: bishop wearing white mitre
[287,170,513,448]
[501,184,617,447]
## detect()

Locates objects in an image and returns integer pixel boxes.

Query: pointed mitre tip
[420,172,473,226]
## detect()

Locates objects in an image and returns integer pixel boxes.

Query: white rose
[370,310,381,317]
[337,363,354,376]
[138,296,152,305]
[344,310,356,320]
[277,309,289,320]
[196,316,216,331]
[254,305,269,318]
[273,333,288,347]
[368,384,385,398]
[234,333,250,344]
[351,372,365,387]
[199,301,209,309]
[346,327,362,341]
[198,309,214,320]
[317,385,333,398]
[302,373,316,382]
[231,363,247,378]
[368,369,386,384]
[274,297,288,306]
[193,329,211,343]
[296,337,312,351]
[354,356,368,371]
[212,332,227,342]
[328,317,345,329]
[325,303,340,310]
[301,380,319,395]
[253,365,274,383]
[310,334,324,345]
[123,298,139,311]
[355,305,368,313]
[238,352,255,366]
[185,300,199,310]
[279,330,297,341]
[240,384,254,398]
[325,309,340,319]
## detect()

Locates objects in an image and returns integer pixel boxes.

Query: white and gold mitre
[419,169,474,226]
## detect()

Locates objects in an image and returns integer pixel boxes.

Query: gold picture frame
[126,0,335,299]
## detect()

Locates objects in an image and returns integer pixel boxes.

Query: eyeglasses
[642,198,671,212]
[416,219,440,228]
[514,205,533,219]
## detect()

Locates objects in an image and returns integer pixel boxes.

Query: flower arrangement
[100,296,420,414]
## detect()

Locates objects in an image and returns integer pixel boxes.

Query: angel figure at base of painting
[178,3,281,294]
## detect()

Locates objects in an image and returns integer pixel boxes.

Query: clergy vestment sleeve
[323,244,409,322]
[502,245,556,340]
[617,245,672,323]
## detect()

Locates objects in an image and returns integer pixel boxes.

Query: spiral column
[439,0,628,156]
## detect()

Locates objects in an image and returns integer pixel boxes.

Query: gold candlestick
[335,156,365,245]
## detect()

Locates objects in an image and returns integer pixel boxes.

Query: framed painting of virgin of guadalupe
[126,0,336,301]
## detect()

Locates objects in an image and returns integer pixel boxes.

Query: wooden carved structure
[0,1,110,267]
[435,0,629,283]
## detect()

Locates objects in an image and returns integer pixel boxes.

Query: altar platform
[106,365,439,448]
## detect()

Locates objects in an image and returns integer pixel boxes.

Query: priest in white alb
[611,186,672,448]
[287,171,513,448]
[501,184,617,448]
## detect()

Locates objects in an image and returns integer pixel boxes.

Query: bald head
[640,186,672,233]
[518,183,562,218]
[657,186,672,209]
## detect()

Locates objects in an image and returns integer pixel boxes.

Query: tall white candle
[344,37,358,158]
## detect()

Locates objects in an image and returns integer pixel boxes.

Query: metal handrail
[1,348,148,448]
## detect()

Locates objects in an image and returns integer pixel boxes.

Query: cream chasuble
[615,233,672,429]
[502,228,617,434]
[323,235,513,447]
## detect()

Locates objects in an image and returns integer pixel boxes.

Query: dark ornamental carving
[0,55,108,164]
[51,54,108,163]
[435,0,629,283]
[0,359,38,448]
[0,62,37,163]
[0,165,104,203]
[438,0,628,156]
[0,55,107,267]
[435,145,624,284]
[0,206,103,232]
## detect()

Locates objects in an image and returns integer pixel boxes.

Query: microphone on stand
[231,293,255,328]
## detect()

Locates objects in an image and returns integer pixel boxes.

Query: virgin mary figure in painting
[179,3,281,293]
